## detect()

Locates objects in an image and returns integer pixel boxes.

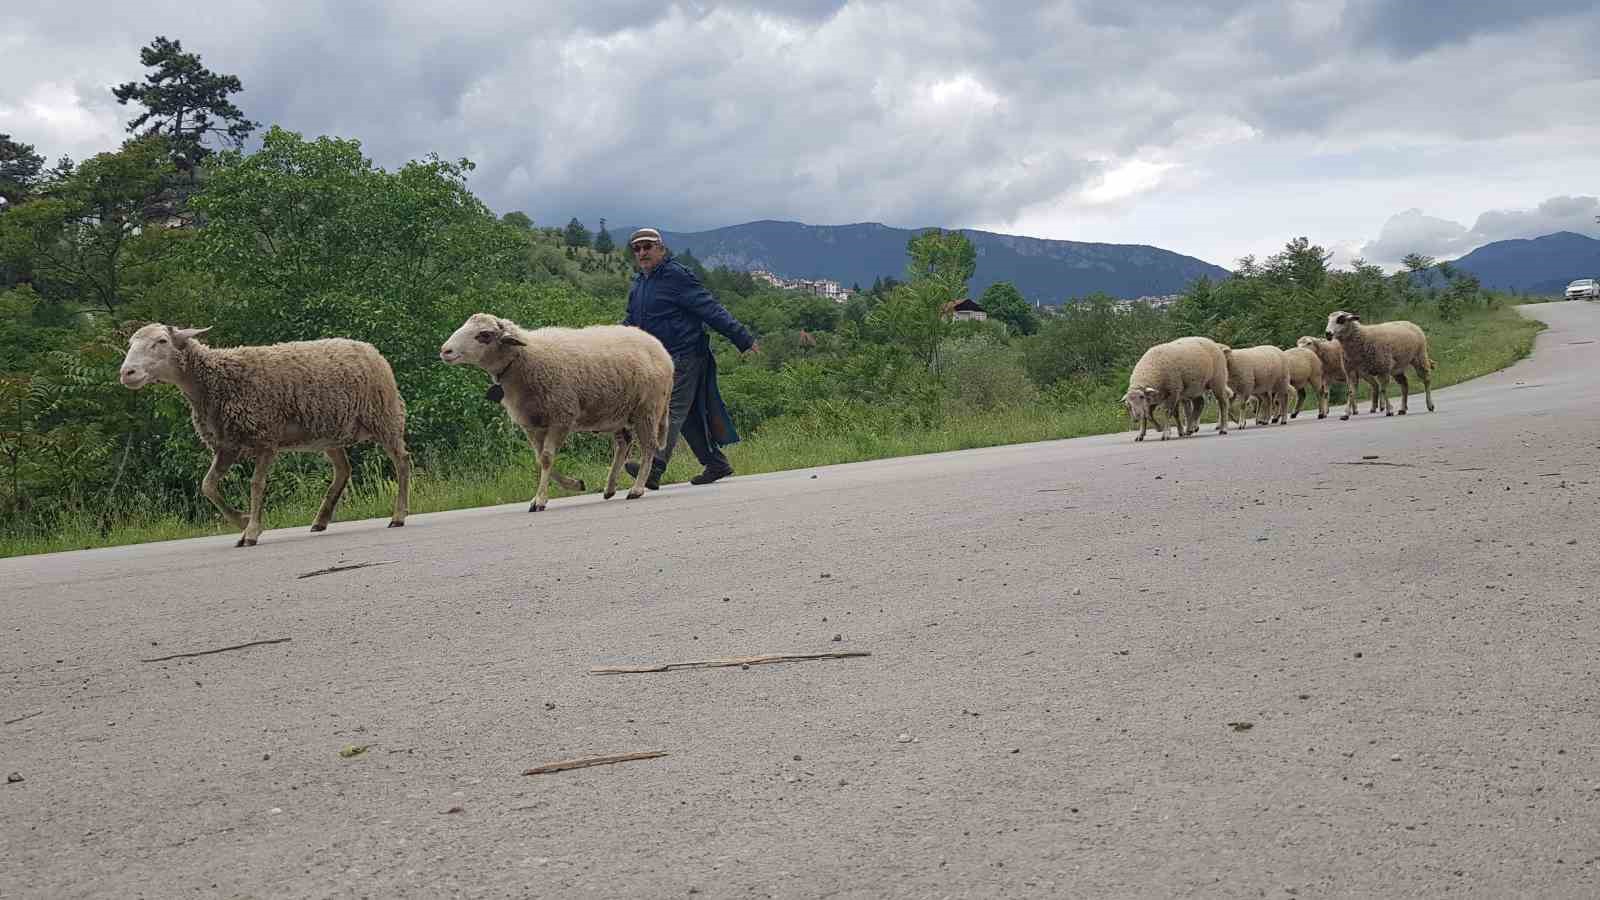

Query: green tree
[189,126,526,447]
[0,136,179,314]
[501,210,533,230]
[112,36,258,169]
[979,281,1038,335]
[868,229,976,368]
[1402,253,1436,292]
[563,217,591,249]
[0,134,45,207]
[594,218,614,255]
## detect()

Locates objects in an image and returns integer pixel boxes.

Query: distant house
[748,268,853,303]
[941,298,988,322]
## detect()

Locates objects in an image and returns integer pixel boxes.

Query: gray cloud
[1361,196,1600,265]
[2,0,1597,265]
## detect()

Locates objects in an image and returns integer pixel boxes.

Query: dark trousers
[655,351,729,471]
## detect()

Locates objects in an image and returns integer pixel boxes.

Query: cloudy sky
[4,1,1597,270]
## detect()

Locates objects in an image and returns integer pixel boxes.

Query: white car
[1565,278,1599,301]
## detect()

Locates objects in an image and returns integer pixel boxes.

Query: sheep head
[440,313,526,367]
[1122,386,1158,421]
[120,323,211,389]
[1325,310,1360,340]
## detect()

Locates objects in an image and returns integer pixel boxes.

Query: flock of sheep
[1121,310,1437,441]
[118,314,673,546]
[114,306,1440,547]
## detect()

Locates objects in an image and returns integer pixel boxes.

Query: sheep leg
[1415,359,1435,412]
[1213,387,1230,434]
[1395,372,1410,414]
[550,471,587,492]
[529,427,567,512]
[1376,375,1393,415]
[603,429,631,499]
[1291,386,1306,419]
[1341,368,1359,420]
[239,449,277,547]
[1317,383,1329,419]
[383,442,410,527]
[200,447,246,531]
[311,447,351,532]
[1367,377,1380,414]
[1164,399,1183,440]
[1135,411,1149,442]
[1255,393,1270,426]
[627,415,660,499]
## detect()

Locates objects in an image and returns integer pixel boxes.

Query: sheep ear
[168,325,210,346]
[499,334,526,347]
[1143,387,1158,399]
[1348,313,1360,322]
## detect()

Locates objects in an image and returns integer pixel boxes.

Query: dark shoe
[625,460,665,490]
[689,462,734,485]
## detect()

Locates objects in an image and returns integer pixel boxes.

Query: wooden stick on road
[138,637,292,663]
[522,751,668,776]
[589,651,871,675]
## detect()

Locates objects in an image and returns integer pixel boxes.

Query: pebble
[6,772,23,784]
[831,634,842,642]
[896,733,913,743]
[1071,588,1082,596]
[1390,754,1403,762]
[269,807,282,814]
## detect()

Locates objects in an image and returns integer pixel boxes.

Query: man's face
[632,240,665,272]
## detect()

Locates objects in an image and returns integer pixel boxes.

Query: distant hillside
[610,220,1229,303]
[1450,231,1600,295]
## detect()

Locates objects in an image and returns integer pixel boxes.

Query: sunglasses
[631,242,658,253]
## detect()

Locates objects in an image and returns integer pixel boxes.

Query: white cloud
[1361,196,1600,266]
[2,0,1597,269]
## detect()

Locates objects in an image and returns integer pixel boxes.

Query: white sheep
[1122,336,1233,441]
[439,313,672,511]
[1223,345,1292,428]
[118,323,411,547]
[1295,336,1381,418]
[1282,346,1324,419]
[1324,311,1436,419]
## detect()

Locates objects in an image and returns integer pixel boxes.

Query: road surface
[4,302,1598,898]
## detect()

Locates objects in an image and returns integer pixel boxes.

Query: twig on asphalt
[296,561,396,580]
[139,637,291,663]
[589,651,871,675]
[3,710,44,725]
[1332,461,1416,468]
[522,751,668,775]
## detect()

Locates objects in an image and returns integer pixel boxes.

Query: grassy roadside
[0,303,1546,559]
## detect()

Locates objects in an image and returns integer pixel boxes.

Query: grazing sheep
[1324,311,1436,419]
[1282,346,1324,419]
[1295,336,1381,419]
[118,324,411,547]
[1122,337,1233,441]
[439,313,672,511]
[1223,345,1293,428]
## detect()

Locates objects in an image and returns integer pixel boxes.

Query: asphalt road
[4,302,1598,898]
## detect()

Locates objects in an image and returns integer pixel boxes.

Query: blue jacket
[624,256,755,358]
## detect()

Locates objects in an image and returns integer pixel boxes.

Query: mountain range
[610,220,1231,303]
[1447,231,1600,295]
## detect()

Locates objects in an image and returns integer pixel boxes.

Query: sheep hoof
[528,502,545,513]
[603,490,616,500]
[1385,410,1393,417]
[1318,413,1326,419]
[310,523,327,533]
[235,536,258,548]
[387,520,404,528]
[1340,414,1350,421]
[626,490,645,500]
